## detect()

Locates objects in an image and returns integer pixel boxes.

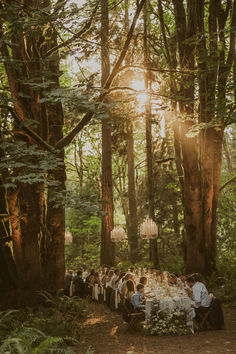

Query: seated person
[94,272,101,286]
[105,270,114,306]
[148,267,154,276]
[126,279,135,300]
[121,273,132,300]
[73,270,85,298]
[178,274,186,287]
[139,276,147,286]
[65,270,73,296]
[168,273,177,285]
[86,269,95,283]
[131,283,146,311]
[117,272,126,293]
[192,272,205,283]
[111,269,121,290]
[129,266,135,274]
[186,276,211,315]
[101,270,109,286]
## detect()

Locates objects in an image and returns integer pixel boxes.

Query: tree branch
[54,0,146,150]
[114,64,196,77]
[43,1,99,58]
[220,174,236,191]
[0,105,57,154]
[156,157,175,163]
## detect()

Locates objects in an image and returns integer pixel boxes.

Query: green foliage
[162,256,184,274]
[65,206,101,270]
[0,140,64,188]
[207,257,236,308]
[143,302,191,336]
[0,327,74,354]
[0,294,87,353]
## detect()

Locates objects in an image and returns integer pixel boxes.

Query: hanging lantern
[65,231,72,245]
[140,218,158,239]
[111,225,127,242]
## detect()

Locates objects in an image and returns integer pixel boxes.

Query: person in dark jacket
[65,270,73,296]
[74,270,85,298]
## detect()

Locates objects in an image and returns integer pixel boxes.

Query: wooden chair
[197,307,212,330]
[197,295,218,330]
[122,300,145,330]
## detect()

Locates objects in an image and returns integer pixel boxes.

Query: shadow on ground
[78,303,236,354]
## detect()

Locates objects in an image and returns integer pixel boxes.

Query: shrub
[0,294,87,353]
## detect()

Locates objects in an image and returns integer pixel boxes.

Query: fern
[0,327,76,354]
[0,294,85,353]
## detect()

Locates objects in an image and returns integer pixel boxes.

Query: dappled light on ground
[78,303,236,354]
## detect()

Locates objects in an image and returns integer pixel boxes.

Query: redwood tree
[168,0,236,274]
[100,0,114,266]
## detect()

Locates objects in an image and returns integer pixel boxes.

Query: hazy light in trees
[65,231,73,244]
[130,78,148,111]
[160,112,166,138]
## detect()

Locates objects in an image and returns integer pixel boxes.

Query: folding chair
[197,295,224,331]
[122,300,145,330]
[197,307,212,330]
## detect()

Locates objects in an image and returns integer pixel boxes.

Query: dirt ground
[77,302,236,354]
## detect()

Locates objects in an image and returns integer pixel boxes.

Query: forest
[0,0,235,353]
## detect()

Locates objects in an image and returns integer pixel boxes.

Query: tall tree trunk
[158,0,185,258]
[144,0,159,267]
[170,0,234,275]
[0,141,17,295]
[1,0,67,291]
[1,5,44,289]
[126,116,139,263]
[124,0,139,263]
[42,8,66,289]
[100,0,114,266]
[18,182,42,289]
[172,0,205,274]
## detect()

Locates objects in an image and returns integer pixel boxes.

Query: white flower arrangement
[143,301,191,336]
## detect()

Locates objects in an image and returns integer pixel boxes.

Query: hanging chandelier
[65,231,72,245]
[111,225,127,242]
[140,218,158,239]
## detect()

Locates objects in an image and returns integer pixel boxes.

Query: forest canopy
[0,0,235,300]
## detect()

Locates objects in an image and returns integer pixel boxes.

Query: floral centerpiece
[144,301,192,336]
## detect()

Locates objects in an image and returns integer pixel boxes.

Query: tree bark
[124,0,139,263]
[144,0,159,267]
[0,142,17,294]
[100,0,114,266]
[170,0,234,275]
[0,0,66,292]
[126,116,139,263]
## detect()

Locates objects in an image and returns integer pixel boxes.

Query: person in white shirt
[111,269,120,290]
[186,276,211,316]
[117,272,126,293]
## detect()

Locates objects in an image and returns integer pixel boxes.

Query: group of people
[64,266,224,330]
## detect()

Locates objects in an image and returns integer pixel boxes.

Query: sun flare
[129,78,148,110]
[136,92,149,106]
[130,78,146,91]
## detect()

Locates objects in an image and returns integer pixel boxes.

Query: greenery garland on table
[143,301,192,336]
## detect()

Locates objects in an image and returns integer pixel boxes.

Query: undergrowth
[208,257,236,308]
[0,292,87,353]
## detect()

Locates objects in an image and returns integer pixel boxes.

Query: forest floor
[77,302,236,354]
